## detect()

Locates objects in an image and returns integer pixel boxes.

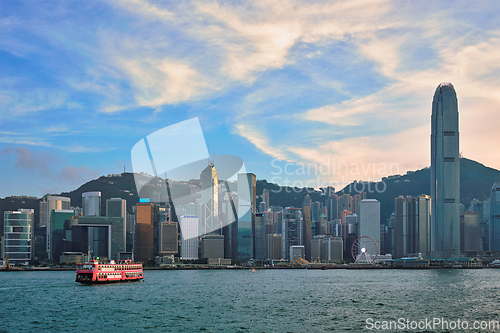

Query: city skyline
[1,1,500,198]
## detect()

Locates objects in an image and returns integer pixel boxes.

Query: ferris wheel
[351,236,379,264]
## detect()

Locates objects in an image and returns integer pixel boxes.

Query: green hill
[1,158,499,233]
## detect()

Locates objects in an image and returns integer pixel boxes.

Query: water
[1,269,500,332]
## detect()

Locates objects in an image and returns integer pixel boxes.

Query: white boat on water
[489,259,500,268]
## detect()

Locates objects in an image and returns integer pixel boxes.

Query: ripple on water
[1,269,500,332]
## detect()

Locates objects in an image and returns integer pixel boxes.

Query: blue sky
[1,0,500,198]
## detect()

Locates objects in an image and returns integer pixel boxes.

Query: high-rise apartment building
[431,82,460,259]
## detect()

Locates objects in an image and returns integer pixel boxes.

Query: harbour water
[2,269,500,332]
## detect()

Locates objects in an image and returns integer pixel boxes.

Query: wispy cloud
[235,124,290,161]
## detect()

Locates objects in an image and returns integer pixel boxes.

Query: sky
[1,0,500,198]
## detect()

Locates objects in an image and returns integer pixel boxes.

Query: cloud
[44,125,69,133]
[116,58,210,108]
[0,89,65,118]
[1,147,101,185]
[299,96,383,126]
[234,124,290,161]
[1,147,51,177]
[109,0,174,21]
[60,165,100,182]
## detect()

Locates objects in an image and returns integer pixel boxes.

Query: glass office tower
[235,173,256,263]
[489,184,500,251]
[3,209,34,265]
[431,82,460,259]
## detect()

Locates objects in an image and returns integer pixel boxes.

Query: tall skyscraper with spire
[201,162,220,235]
[431,82,460,259]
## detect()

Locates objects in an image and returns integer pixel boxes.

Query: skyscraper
[431,82,460,259]
[393,195,431,258]
[324,186,337,221]
[235,173,256,263]
[358,199,380,248]
[180,215,199,260]
[82,191,101,216]
[3,209,34,265]
[106,198,126,218]
[302,195,312,260]
[262,189,270,210]
[201,163,220,236]
[281,207,303,260]
[40,195,71,258]
[136,202,154,263]
[489,183,500,251]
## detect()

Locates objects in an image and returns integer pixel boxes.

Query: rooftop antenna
[124,164,126,173]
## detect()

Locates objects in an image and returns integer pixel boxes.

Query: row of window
[4,246,31,252]
[97,273,142,279]
[98,265,141,271]
[4,226,31,233]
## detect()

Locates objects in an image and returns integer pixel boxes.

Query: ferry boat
[75,259,143,284]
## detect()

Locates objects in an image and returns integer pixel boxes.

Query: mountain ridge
[1,158,499,231]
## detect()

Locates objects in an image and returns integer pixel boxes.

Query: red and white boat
[75,259,143,284]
